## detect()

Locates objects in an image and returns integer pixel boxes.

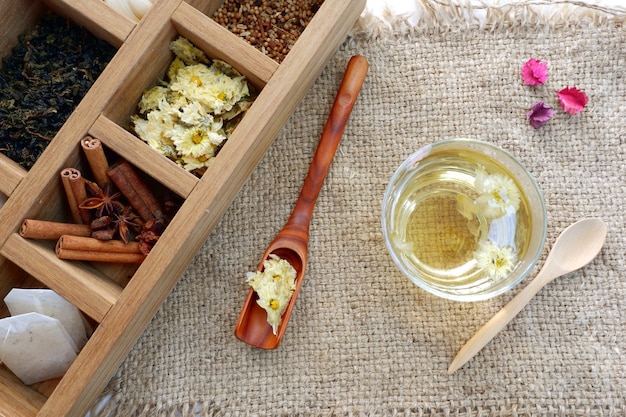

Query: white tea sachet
[4,288,87,349]
[0,312,77,384]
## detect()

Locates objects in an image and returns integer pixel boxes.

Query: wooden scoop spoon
[448,218,607,373]
[234,55,369,349]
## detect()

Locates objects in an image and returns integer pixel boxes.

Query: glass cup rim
[381,138,547,302]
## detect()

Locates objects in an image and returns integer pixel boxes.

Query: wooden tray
[0,0,365,415]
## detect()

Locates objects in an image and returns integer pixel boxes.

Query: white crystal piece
[487,210,517,250]
[0,312,77,385]
[104,0,140,22]
[4,289,87,349]
[128,0,153,19]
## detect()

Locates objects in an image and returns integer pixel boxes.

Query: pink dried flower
[522,59,549,86]
[527,101,556,129]
[556,86,588,115]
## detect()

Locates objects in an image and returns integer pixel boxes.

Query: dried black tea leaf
[0,13,116,170]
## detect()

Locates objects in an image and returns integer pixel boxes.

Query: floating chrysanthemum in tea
[131,37,255,176]
[474,239,517,281]
[474,167,521,219]
[455,166,522,283]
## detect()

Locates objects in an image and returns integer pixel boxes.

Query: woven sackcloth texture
[95,3,626,416]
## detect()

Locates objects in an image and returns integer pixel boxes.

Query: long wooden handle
[285,55,369,233]
[447,273,549,373]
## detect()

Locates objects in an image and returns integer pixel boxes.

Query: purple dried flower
[527,101,556,129]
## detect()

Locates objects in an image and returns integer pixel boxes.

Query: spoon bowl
[538,218,607,274]
[234,55,369,349]
[448,217,607,373]
[235,244,307,350]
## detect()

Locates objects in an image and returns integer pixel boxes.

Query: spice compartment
[0,0,365,416]
[1,137,177,313]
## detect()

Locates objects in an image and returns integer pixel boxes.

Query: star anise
[89,207,143,244]
[79,181,124,217]
[112,206,143,245]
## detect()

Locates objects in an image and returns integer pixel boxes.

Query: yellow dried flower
[246,254,297,335]
[168,36,209,65]
[177,100,215,126]
[474,239,516,281]
[167,57,186,81]
[169,63,249,115]
[168,124,224,158]
[221,98,254,122]
[137,85,169,114]
[131,110,177,158]
[132,37,255,177]
[474,167,521,219]
[179,154,214,174]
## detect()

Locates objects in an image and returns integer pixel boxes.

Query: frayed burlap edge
[352,0,626,39]
[88,2,625,417]
[89,390,626,417]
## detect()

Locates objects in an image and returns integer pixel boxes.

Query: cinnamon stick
[20,219,91,240]
[107,161,163,222]
[81,136,109,188]
[57,235,142,254]
[55,245,146,264]
[60,168,83,224]
[68,170,92,225]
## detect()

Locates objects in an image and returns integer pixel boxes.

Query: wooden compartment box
[0,0,365,415]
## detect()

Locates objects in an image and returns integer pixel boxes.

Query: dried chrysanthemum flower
[522,58,549,86]
[167,57,186,81]
[168,124,224,159]
[180,154,214,174]
[474,167,521,219]
[168,36,209,65]
[246,254,297,335]
[169,63,249,115]
[474,239,516,281]
[137,86,169,114]
[527,101,556,129]
[132,37,255,177]
[556,86,588,115]
[177,100,216,126]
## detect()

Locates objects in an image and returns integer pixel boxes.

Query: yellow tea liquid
[388,148,533,294]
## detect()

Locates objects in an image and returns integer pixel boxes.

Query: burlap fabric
[95,2,626,416]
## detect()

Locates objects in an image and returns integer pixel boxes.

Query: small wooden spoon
[448,218,607,373]
[234,55,369,349]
